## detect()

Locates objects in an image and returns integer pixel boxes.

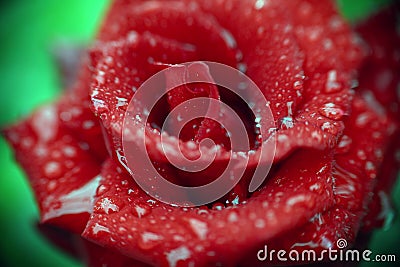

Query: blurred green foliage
[0,0,398,266]
[0,1,109,266]
[337,0,392,22]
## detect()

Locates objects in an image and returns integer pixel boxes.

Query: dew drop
[365,161,376,179]
[138,232,163,250]
[336,135,352,154]
[320,122,338,135]
[46,180,57,192]
[197,207,209,215]
[116,97,128,107]
[220,29,237,48]
[228,212,239,222]
[325,70,341,93]
[32,106,58,142]
[212,203,225,211]
[132,204,151,218]
[237,63,247,73]
[188,218,208,240]
[318,103,344,120]
[63,146,76,157]
[357,150,367,160]
[128,188,138,195]
[100,197,120,214]
[177,114,183,122]
[293,80,302,90]
[118,226,127,234]
[82,120,95,130]
[254,0,266,10]
[92,223,110,235]
[44,161,62,178]
[281,117,294,129]
[255,219,265,228]
[166,246,191,267]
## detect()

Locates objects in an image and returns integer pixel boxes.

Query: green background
[0,0,398,266]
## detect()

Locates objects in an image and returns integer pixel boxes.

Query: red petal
[188,0,363,157]
[355,5,400,230]
[97,1,238,66]
[91,0,363,177]
[89,30,200,161]
[3,103,101,233]
[240,95,397,265]
[284,0,364,73]
[164,63,229,148]
[81,240,150,267]
[82,148,334,266]
[356,5,400,121]
[58,59,108,161]
[362,134,399,231]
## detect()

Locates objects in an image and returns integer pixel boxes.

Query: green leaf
[337,0,392,22]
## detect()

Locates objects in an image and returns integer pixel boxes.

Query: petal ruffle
[3,101,102,233]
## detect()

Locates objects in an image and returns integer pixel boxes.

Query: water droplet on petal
[228,212,239,222]
[96,184,108,196]
[365,161,377,178]
[116,97,128,107]
[117,226,128,234]
[320,122,338,135]
[212,203,225,211]
[138,232,163,250]
[255,219,265,228]
[281,117,294,129]
[237,63,247,73]
[254,0,266,10]
[177,114,183,122]
[92,223,110,235]
[166,246,191,267]
[357,150,367,160]
[318,103,344,120]
[44,161,62,178]
[197,206,209,216]
[325,70,341,93]
[46,180,57,192]
[188,218,208,240]
[336,135,352,154]
[99,197,120,214]
[132,204,151,218]
[293,80,302,90]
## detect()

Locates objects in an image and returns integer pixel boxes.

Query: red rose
[4,0,399,266]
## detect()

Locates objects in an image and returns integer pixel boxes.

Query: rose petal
[356,5,400,121]
[186,0,363,158]
[354,5,400,230]
[82,147,334,266]
[240,94,397,265]
[58,59,108,161]
[81,239,150,267]
[164,63,230,148]
[4,2,386,266]
[39,223,150,267]
[89,29,200,161]
[97,1,238,66]
[52,40,85,89]
[3,102,101,233]
[362,135,400,231]
[90,0,363,177]
[284,0,364,73]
